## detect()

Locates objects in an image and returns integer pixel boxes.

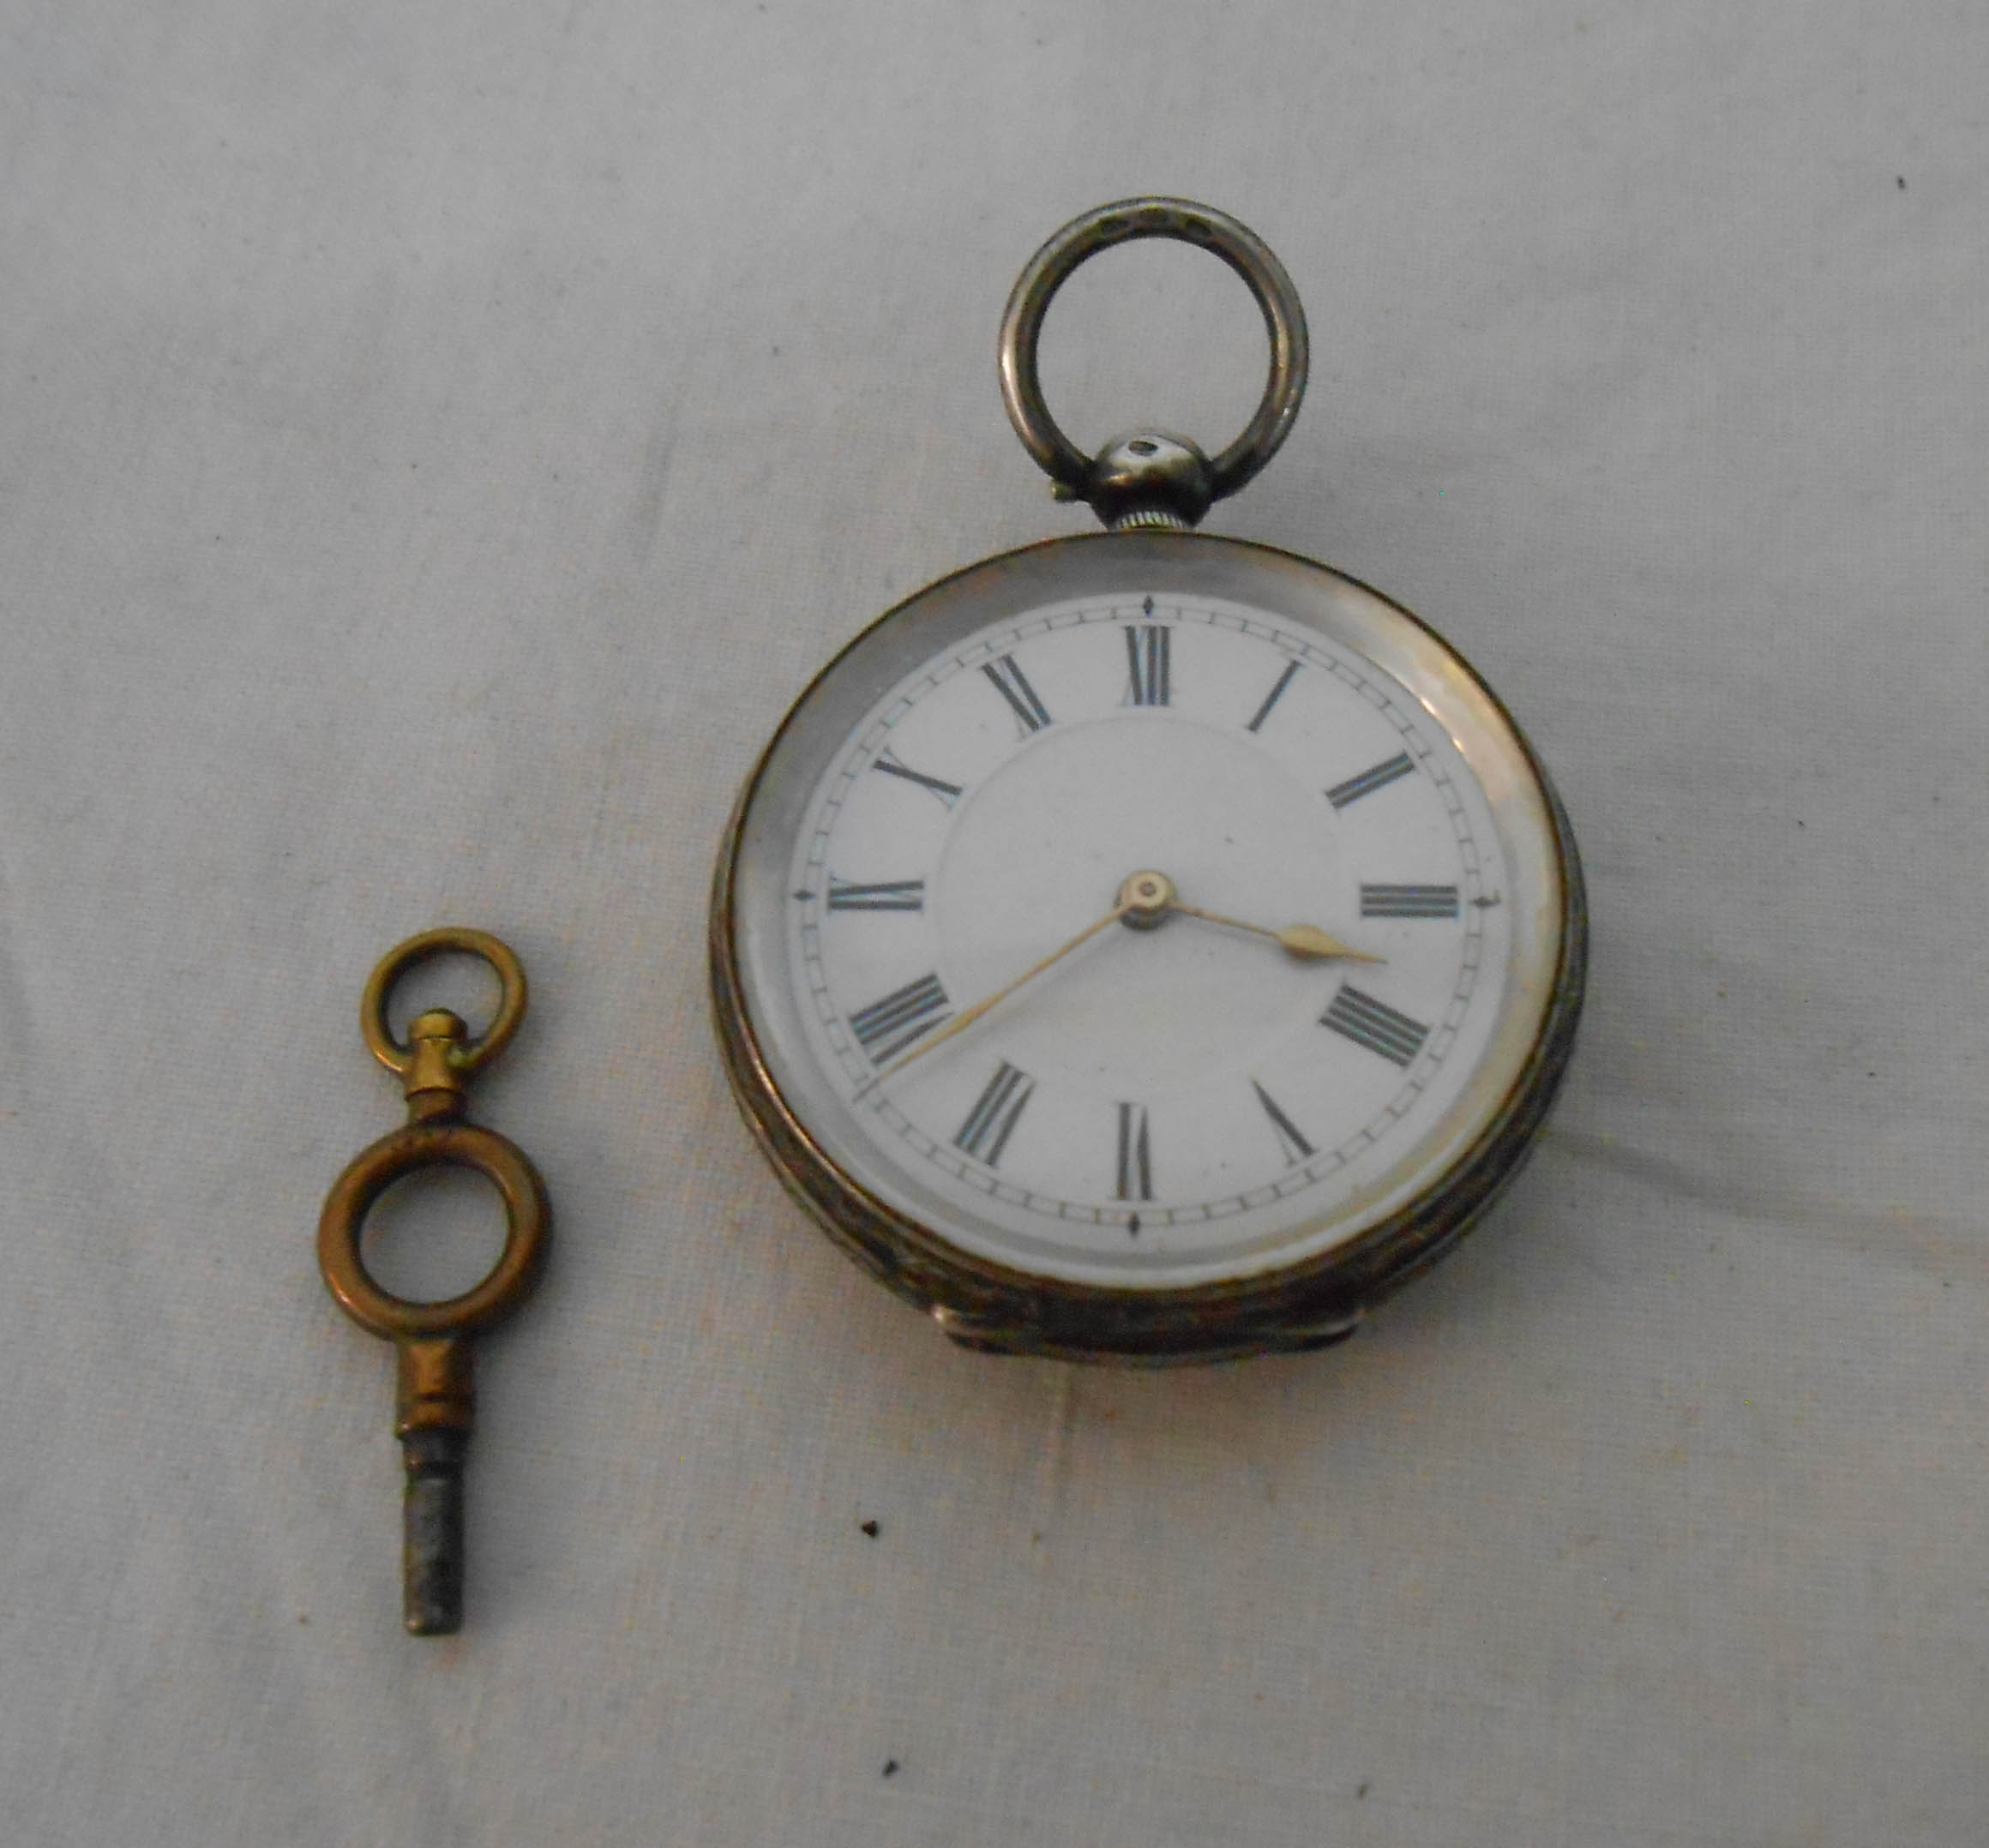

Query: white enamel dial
[721,529,1577,1299]
[791,591,1506,1257]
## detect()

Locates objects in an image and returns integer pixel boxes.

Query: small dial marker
[1360,884,1460,920]
[1245,659,1301,733]
[849,973,952,1065]
[1326,752,1414,810]
[1123,627,1171,706]
[1251,1080,1316,1165]
[982,655,1052,734]
[1322,985,1430,1068]
[827,878,926,912]
[953,1061,1035,1167]
[873,749,964,807]
[1115,1102,1153,1200]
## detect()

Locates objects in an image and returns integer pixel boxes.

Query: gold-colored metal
[1169,903,1385,963]
[361,925,527,1090]
[1119,872,1383,961]
[865,892,1132,1085]
[1115,868,1175,928]
[319,928,550,1635]
[866,868,1385,1095]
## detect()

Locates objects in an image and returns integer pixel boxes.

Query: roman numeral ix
[1321,985,1431,1068]
[1360,884,1460,919]
[1123,626,1171,706]
[982,655,1052,734]
[848,973,952,1065]
[953,1061,1034,1167]
[826,878,926,912]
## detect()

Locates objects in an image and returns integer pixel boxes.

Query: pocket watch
[710,199,1585,1364]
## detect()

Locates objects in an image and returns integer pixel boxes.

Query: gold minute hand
[1171,902,1385,963]
[863,899,1130,1088]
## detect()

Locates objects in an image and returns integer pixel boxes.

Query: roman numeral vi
[1115,1102,1153,1200]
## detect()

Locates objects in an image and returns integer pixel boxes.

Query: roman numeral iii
[953,1061,1034,1167]
[848,973,952,1065]
[1360,884,1459,919]
[1123,626,1171,706]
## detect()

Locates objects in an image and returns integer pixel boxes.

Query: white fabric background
[3,3,1986,1843]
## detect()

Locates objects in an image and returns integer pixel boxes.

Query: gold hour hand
[1172,902,1385,964]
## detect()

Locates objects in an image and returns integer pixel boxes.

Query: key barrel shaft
[397,1335,473,1635]
[401,1428,470,1635]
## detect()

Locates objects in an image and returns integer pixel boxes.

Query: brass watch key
[317,927,551,1635]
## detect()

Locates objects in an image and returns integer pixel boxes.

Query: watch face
[722,532,1576,1299]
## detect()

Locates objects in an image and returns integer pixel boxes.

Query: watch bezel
[711,531,1585,1362]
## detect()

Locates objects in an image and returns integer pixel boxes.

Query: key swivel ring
[998,197,1309,530]
[361,925,528,1091]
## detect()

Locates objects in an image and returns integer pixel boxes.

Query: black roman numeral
[1245,659,1301,733]
[1325,752,1415,809]
[1115,1102,1153,1200]
[873,749,963,807]
[1251,1081,1315,1165]
[1321,985,1430,1067]
[1360,884,1459,919]
[982,655,1052,734]
[826,878,926,912]
[1123,627,1171,706]
[953,1061,1034,1167]
[848,973,952,1064]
